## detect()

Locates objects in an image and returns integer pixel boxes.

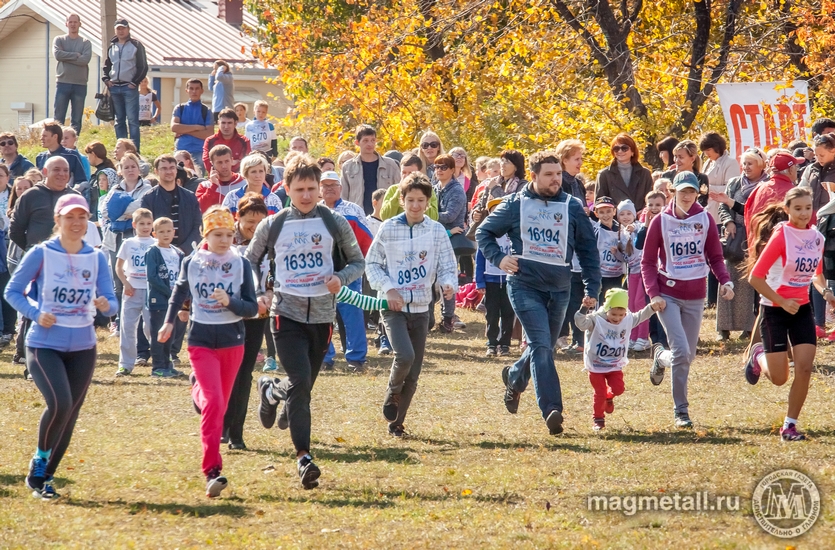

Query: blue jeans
[507,280,569,419]
[54,83,87,134]
[812,279,835,327]
[110,84,141,153]
[325,278,368,364]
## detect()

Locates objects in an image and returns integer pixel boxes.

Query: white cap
[320,170,340,183]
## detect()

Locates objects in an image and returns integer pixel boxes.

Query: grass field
[1,306,834,548]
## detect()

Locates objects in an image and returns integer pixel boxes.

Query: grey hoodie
[245,205,365,325]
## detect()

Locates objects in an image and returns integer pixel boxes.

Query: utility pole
[100,0,117,57]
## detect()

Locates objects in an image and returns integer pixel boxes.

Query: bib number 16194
[527,227,560,244]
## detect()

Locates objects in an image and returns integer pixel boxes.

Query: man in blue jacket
[35,121,87,189]
[476,150,601,435]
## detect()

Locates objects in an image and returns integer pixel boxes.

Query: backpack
[261,205,347,276]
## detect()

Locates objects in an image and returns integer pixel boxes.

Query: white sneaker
[632,339,650,352]
[556,336,569,350]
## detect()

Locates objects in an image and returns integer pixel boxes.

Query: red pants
[189,345,245,476]
[588,370,625,419]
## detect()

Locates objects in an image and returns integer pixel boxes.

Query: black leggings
[224,317,268,443]
[26,346,98,477]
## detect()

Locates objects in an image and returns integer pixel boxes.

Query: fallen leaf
[321,528,341,533]
[461,489,472,496]
[255,510,265,517]
[262,465,276,473]
[335,437,346,443]
[545,500,551,511]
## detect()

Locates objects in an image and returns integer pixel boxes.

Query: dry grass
[1,307,834,548]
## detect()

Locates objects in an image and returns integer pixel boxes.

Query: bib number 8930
[398,265,427,285]
[283,252,324,271]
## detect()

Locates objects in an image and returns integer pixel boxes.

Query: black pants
[270,316,332,453]
[224,317,268,444]
[707,272,719,307]
[16,316,33,359]
[263,321,275,358]
[598,276,624,304]
[459,255,474,283]
[148,309,174,372]
[559,271,585,345]
[26,346,98,477]
[485,281,514,347]
[0,270,17,335]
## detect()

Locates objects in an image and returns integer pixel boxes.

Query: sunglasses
[0,141,15,147]
[813,133,835,146]
[612,145,630,153]
[421,141,440,149]
[433,164,451,171]
[451,152,465,159]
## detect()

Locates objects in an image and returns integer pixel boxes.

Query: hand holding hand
[582,296,597,309]
[386,289,404,312]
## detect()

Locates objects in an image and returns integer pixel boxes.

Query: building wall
[0,19,104,131]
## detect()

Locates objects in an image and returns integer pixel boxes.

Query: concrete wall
[0,19,103,131]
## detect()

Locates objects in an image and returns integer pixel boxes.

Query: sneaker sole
[502,367,519,414]
[382,399,399,423]
[650,346,665,386]
[546,410,564,435]
[301,466,321,490]
[258,377,278,429]
[745,345,762,385]
[206,477,228,498]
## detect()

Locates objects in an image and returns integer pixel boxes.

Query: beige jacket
[340,152,400,209]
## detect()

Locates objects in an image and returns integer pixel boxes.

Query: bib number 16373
[52,287,91,305]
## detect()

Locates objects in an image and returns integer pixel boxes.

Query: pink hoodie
[641,200,730,301]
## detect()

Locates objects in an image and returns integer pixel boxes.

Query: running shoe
[298,455,321,490]
[388,423,406,438]
[13,353,26,365]
[26,457,48,495]
[439,318,454,333]
[745,343,763,385]
[109,322,120,338]
[546,409,564,435]
[485,346,497,357]
[134,357,148,367]
[649,343,666,386]
[0,334,12,347]
[498,345,510,357]
[453,315,466,330]
[23,369,32,381]
[347,360,365,373]
[816,326,827,339]
[206,468,228,498]
[38,482,59,499]
[674,413,693,429]
[382,390,400,422]
[593,418,605,432]
[115,367,131,377]
[228,441,247,450]
[502,366,520,414]
[170,355,180,365]
[555,336,569,350]
[151,368,183,379]
[827,330,835,342]
[632,338,650,352]
[277,403,289,430]
[257,376,278,429]
[605,398,615,414]
[780,423,806,442]
[262,357,277,372]
[379,334,393,355]
[321,361,334,371]
[475,302,486,314]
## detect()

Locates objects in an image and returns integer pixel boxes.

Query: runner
[641,171,734,429]
[5,194,117,499]
[592,196,625,302]
[157,205,259,497]
[745,187,830,441]
[477,150,601,435]
[366,172,457,437]
[246,154,365,489]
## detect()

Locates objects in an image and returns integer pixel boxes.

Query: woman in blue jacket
[5,195,118,499]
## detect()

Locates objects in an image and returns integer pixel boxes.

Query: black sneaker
[498,345,510,357]
[675,413,693,429]
[486,346,497,357]
[228,441,247,450]
[546,409,564,435]
[189,373,201,415]
[13,353,26,365]
[382,391,400,422]
[258,376,278,429]
[298,455,321,490]
[205,468,228,498]
[438,317,454,333]
[0,334,12,347]
[23,368,32,381]
[388,423,406,437]
[321,361,334,371]
[502,366,520,414]
[347,360,365,373]
[277,403,289,430]
[650,343,666,386]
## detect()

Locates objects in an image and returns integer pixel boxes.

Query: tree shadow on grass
[474,440,594,453]
[63,498,247,517]
[258,486,513,508]
[90,378,189,387]
[813,364,835,376]
[0,372,27,380]
[598,431,743,445]
[313,444,416,464]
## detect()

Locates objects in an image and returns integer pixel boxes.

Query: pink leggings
[189,345,245,476]
[628,273,649,341]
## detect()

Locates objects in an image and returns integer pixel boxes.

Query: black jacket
[9,184,81,250]
[140,185,202,255]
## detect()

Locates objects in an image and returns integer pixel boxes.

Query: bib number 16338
[283,251,323,271]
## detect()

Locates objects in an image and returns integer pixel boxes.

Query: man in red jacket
[196,144,246,212]
[202,108,250,173]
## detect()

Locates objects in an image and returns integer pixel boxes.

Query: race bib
[384,238,436,293]
[485,235,512,277]
[597,226,625,278]
[122,237,155,288]
[41,247,99,328]
[188,248,244,325]
[583,313,634,372]
[273,218,334,297]
[158,247,181,290]
[777,223,824,289]
[519,195,569,266]
[660,210,710,281]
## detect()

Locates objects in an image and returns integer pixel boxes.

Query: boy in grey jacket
[247,154,364,490]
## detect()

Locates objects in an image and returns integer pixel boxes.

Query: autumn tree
[246,0,831,169]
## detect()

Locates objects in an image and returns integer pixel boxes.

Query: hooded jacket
[476,183,601,297]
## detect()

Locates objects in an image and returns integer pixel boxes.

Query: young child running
[366,172,458,437]
[145,217,185,378]
[637,191,669,349]
[745,187,831,441]
[158,206,258,497]
[5,195,117,499]
[475,197,515,357]
[614,200,650,351]
[575,288,660,430]
[641,171,733,429]
[593,196,625,301]
[114,208,156,376]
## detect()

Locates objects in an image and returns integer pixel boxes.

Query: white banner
[716,81,811,160]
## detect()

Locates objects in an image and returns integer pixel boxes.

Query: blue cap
[673,171,700,191]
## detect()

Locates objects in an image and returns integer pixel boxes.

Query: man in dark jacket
[140,155,201,255]
[477,150,601,437]
[10,156,80,251]
[0,133,35,181]
[34,121,88,188]
[102,19,148,153]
